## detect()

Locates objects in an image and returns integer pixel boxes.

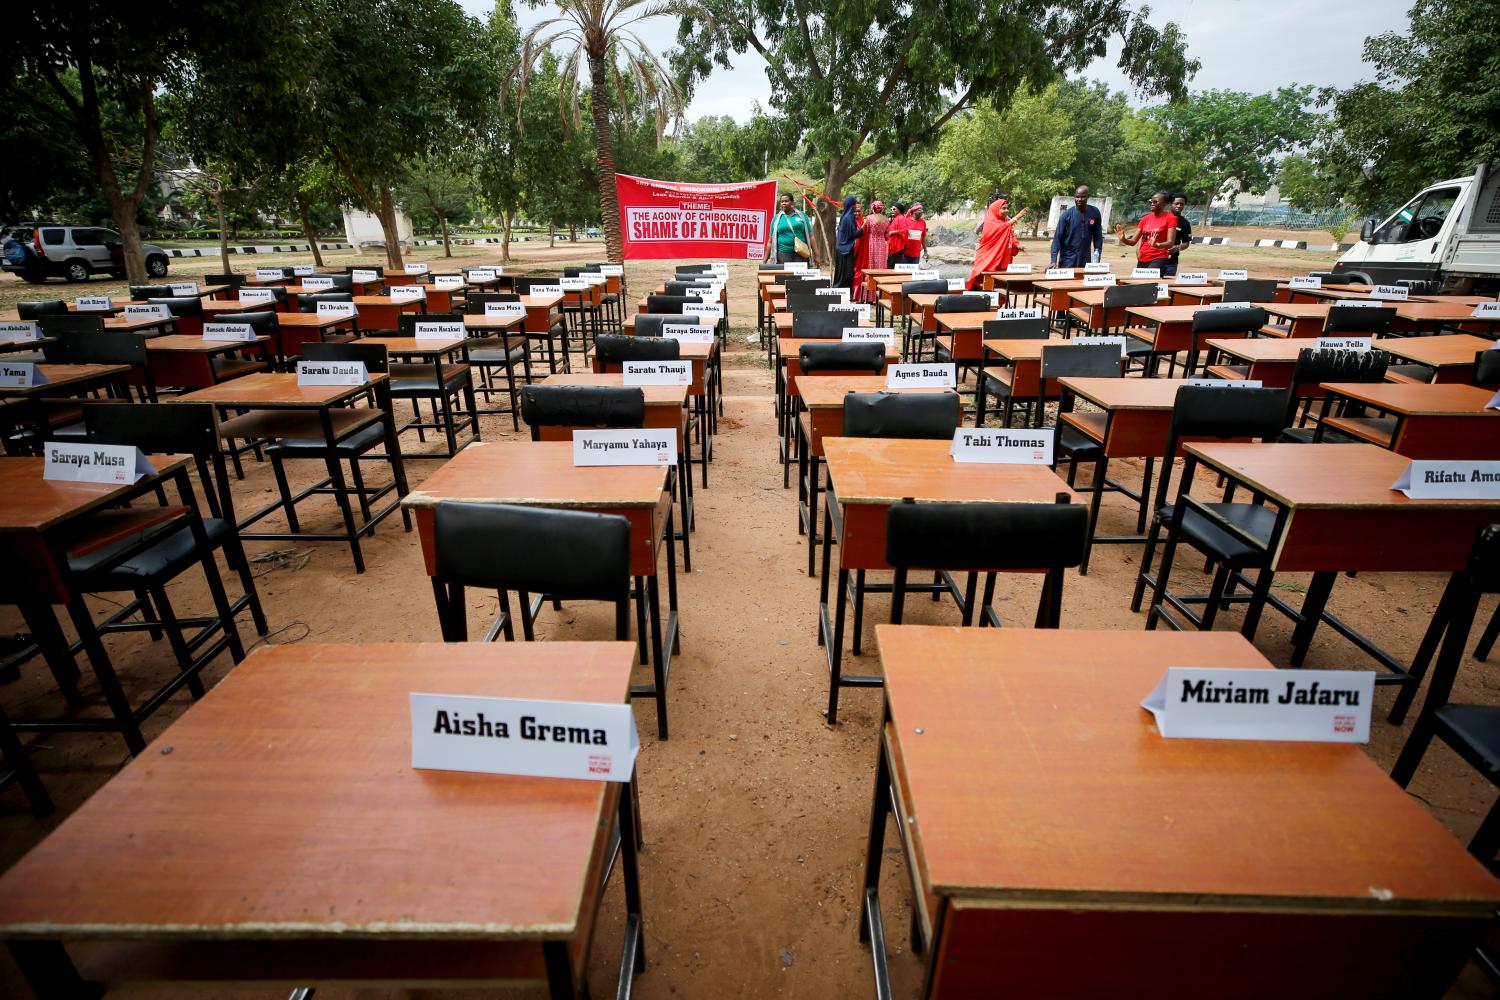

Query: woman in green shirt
[766,193,819,267]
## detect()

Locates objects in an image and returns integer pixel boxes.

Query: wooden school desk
[1149,442,1500,686]
[981,270,1049,301]
[1392,301,1500,336]
[402,440,680,739]
[1066,286,1187,334]
[268,311,359,361]
[974,336,1067,427]
[523,292,568,374]
[773,312,874,339]
[0,333,51,356]
[590,336,719,474]
[0,641,646,1000]
[817,437,1078,723]
[361,335,481,455]
[142,334,273,390]
[932,311,999,368]
[1202,336,1312,388]
[1315,382,1500,458]
[351,294,424,331]
[1291,285,1434,305]
[1380,334,1494,383]
[1029,276,1155,317]
[859,625,1500,1000]
[0,364,132,454]
[1260,302,1331,338]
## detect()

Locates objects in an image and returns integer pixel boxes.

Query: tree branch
[846,81,977,181]
[792,0,823,81]
[129,76,159,208]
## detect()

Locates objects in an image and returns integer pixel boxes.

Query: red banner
[616,173,778,261]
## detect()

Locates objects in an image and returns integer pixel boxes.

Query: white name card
[1072,335,1128,357]
[75,296,112,312]
[683,303,724,320]
[784,261,810,273]
[583,273,608,286]
[1393,460,1500,498]
[559,276,589,291]
[996,307,1044,320]
[414,321,463,340]
[830,303,873,321]
[0,322,40,342]
[1331,300,1384,310]
[433,275,465,289]
[123,304,170,321]
[1005,263,1033,274]
[1288,275,1322,289]
[841,326,895,347]
[1083,262,1111,273]
[291,265,315,276]
[886,363,955,388]
[946,278,966,291]
[1315,336,1373,351]
[467,268,498,281]
[43,441,153,485]
[573,427,677,467]
[623,360,691,385]
[0,362,46,387]
[1207,301,1250,311]
[238,288,276,304]
[1142,667,1373,742]
[985,291,1003,307]
[529,283,563,296]
[893,263,920,273]
[1044,268,1072,279]
[1177,272,1208,284]
[1472,302,1500,319]
[404,262,429,275]
[390,284,426,301]
[598,264,624,276]
[911,269,940,281]
[168,282,200,296]
[1183,378,1263,389]
[484,302,526,320]
[815,287,851,301]
[317,301,358,319]
[302,276,335,290]
[1083,274,1116,286]
[1156,283,1170,300]
[950,427,1054,464]
[1370,284,1410,301]
[1218,269,1248,281]
[296,359,367,385]
[661,323,714,343]
[410,693,638,782]
[1131,267,1161,279]
[351,269,379,282]
[202,322,257,342]
[255,268,285,280]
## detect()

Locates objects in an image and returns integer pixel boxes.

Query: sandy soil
[0,244,1495,998]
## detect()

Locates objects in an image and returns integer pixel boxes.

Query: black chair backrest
[520,385,645,428]
[596,334,681,364]
[16,300,67,320]
[1291,347,1388,387]
[1221,278,1278,303]
[84,400,218,457]
[299,291,354,313]
[129,284,176,300]
[1040,343,1123,379]
[1324,305,1397,335]
[204,273,246,289]
[234,311,281,337]
[147,297,205,318]
[38,313,106,339]
[901,279,948,296]
[324,274,354,292]
[798,341,885,373]
[42,329,148,366]
[1102,282,1159,308]
[981,318,1050,340]
[885,501,1088,571]
[791,311,850,339]
[784,277,830,293]
[1309,271,1357,285]
[843,391,960,439]
[1170,385,1288,440]
[786,293,833,313]
[676,263,713,274]
[563,266,584,278]
[646,294,692,314]
[303,340,388,374]
[398,312,463,336]
[433,501,631,601]
[664,281,712,297]
[632,314,685,338]
[1192,306,1269,336]
[934,294,990,313]
[1475,349,1500,388]
[244,285,288,306]
[465,292,521,314]
[759,262,783,271]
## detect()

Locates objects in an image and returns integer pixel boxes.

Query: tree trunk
[501,210,513,263]
[105,198,149,285]
[1201,187,1215,231]
[569,224,577,243]
[378,184,404,269]
[215,188,230,274]
[817,159,850,268]
[438,209,452,257]
[549,222,555,249]
[296,194,324,267]
[587,52,623,262]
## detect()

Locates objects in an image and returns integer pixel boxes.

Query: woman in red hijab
[967,193,1028,291]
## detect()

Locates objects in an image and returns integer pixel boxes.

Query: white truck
[1336,161,1500,293]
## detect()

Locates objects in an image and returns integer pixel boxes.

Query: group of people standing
[764,192,928,302]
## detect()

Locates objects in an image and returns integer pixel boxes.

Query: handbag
[793,236,810,258]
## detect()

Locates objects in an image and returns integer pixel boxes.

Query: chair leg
[826,567,850,725]
[1198,564,1232,631]
[496,589,514,641]
[148,585,207,700]
[979,574,998,626]
[634,577,649,665]
[269,454,301,534]
[1131,518,1163,613]
[517,590,536,641]
[1467,798,1500,863]
[851,570,866,655]
[321,450,364,573]
[1476,602,1500,661]
[890,568,908,624]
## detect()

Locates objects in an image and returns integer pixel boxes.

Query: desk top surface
[1058,376,1195,410]
[1321,381,1497,416]
[877,625,1500,910]
[799,376,955,408]
[0,454,189,533]
[823,436,1078,505]
[405,440,668,509]
[0,363,130,396]
[172,371,382,408]
[1379,334,1493,367]
[0,642,634,940]
[980,337,1067,362]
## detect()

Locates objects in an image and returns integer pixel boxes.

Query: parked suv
[1,224,170,283]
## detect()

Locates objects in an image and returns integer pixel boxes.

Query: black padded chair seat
[469,346,527,364]
[265,420,387,456]
[1058,423,1103,462]
[389,363,469,395]
[1385,363,1433,384]
[982,367,1015,395]
[71,518,235,584]
[1433,704,1500,770]
[1279,425,1365,444]
[1155,501,1277,565]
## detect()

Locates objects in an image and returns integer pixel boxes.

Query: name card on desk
[1083,262,1111,273]
[1005,263,1033,274]
[1177,272,1208,284]
[0,362,46,387]
[351,268,379,283]
[984,291,1003,307]
[623,360,691,385]
[1470,302,1500,319]
[830,303,872,321]
[1044,268,1072,279]
[202,322,257,342]
[255,268,286,280]
[302,276,335,290]
[433,274,465,289]
[123,304,170,321]
[1183,378,1263,389]
[598,264,624,276]
[661,322,714,343]
[946,278,966,291]
[414,321,463,340]
[1490,389,1500,411]
[996,306,1043,320]
[1131,267,1161,279]
[1315,336,1373,351]
[1393,460,1500,498]
[0,321,40,342]
[484,302,526,320]
[411,693,638,781]
[1073,335,1128,356]
[886,363,955,388]
[1331,299,1384,310]
[705,263,729,277]
[390,284,426,301]
[841,326,895,347]
[893,262,921,273]
[573,427,677,467]
[291,265,315,276]
[404,262,429,275]
[1083,273,1116,286]
[816,287,850,301]
[1288,275,1322,290]
[1142,667,1373,742]
[296,360,367,385]
[75,296,112,311]
[529,283,563,297]
[1370,284,1409,301]
[467,267,499,281]
[1218,269,1248,281]
[583,273,607,286]
[910,269,940,281]
[1155,283,1170,300]
[559,276,589,291]
[682,302,724,322]
[950,427,1054,464]
[317,301,358,319]
[43,441,154,485]
[1206,301,1249,311]
[784,261,809,273]
[238,287,276,304]
[168,281,200,296]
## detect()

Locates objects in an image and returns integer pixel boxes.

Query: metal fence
[1128,204,1354,231]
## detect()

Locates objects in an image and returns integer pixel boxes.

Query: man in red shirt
[1115,190,1178,268]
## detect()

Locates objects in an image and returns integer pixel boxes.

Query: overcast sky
[462,0,1414,122]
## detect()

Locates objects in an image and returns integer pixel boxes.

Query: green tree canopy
[937,84,1077,229]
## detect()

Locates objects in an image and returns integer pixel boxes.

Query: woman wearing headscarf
[967,193,1028,291]
[886,203,908,268]
[854,200,890,303]
[833,195,860,289]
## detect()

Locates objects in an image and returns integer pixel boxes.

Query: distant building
[1045,195,1112,235]
[343,207,413,247]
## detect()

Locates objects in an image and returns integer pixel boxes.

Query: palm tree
[505,1,701,262]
